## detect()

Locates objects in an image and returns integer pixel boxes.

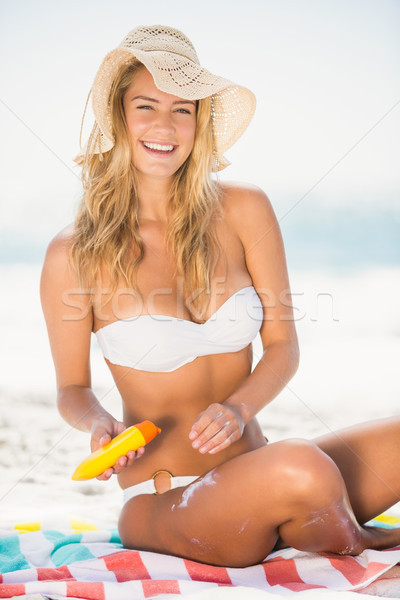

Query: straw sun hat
[78,24,256,171]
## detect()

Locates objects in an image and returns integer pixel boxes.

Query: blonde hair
[71,59,221,316]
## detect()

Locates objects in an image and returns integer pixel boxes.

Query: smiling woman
[40,24,400,568]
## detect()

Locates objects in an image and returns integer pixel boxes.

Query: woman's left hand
[189,403,245,454]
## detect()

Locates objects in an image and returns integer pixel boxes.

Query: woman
[41,25,400,567]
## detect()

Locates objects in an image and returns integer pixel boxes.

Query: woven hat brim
[79,48,256,171]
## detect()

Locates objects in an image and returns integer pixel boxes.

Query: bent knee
[266,438,345,506]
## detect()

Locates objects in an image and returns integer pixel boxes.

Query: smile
[141,141,177,154]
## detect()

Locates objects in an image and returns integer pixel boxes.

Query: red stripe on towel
[263,556,323,591]
[103,550,150,582]
[184,558,232,584]
[0,583,26,597]
[37,564,72,581]
[67,580,105,599]
[142,579,180,597]
[327,555,389,586]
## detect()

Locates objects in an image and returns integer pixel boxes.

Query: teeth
[143,142,174,152]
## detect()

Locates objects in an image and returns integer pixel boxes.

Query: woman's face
[123,67,197,183]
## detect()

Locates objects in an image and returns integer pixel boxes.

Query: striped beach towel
[0,515,399,598]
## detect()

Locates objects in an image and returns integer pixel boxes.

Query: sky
[0,0,399,250]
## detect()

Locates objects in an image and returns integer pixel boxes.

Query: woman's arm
[189,184,299,454]
[40,228,141,478]
[224,183,300,418]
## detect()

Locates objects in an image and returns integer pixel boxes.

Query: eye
[176,108,192,114]
[137,105,153,110]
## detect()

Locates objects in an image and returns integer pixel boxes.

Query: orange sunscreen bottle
[72,420,161,481]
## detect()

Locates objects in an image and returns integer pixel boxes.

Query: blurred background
[0,0,399,519]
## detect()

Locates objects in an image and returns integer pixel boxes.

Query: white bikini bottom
[123,474,199,504]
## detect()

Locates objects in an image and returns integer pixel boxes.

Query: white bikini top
[95,286,263,373]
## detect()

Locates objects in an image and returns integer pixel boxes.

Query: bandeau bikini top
[95,286,263,373]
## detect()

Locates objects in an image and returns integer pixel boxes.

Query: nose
[153,110,175,136]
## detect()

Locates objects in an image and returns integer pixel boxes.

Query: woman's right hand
[90,415,144,480]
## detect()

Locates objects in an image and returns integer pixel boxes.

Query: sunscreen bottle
[72,420,161,481]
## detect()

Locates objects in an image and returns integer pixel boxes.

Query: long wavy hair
[71,59,222,318]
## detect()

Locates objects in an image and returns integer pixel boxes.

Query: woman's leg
[119,438,400,567]
[313,416,400,524]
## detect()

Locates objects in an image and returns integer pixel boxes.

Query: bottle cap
[136,420,162,443]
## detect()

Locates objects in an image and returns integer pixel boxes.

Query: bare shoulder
[43,225,74,267]
[218,181,277,242]
[45,224,74,255]
[40,223,92,330]
[41,224,77,287]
